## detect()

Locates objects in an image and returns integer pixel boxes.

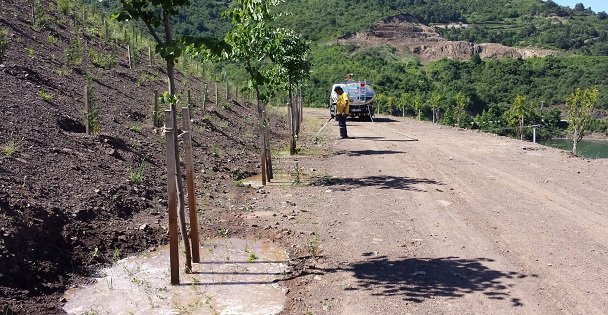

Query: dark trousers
[337,114,348,138]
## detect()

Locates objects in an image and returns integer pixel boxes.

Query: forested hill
[276,0,608,55]
[95,0,608,55]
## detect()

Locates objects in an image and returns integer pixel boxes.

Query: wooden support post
[202,83,208,111]
[148,46,152,66]
[153,89,159,127]
[84,85,90,135]
[31,1,35,26]
[225,81,228,100]
[187,89,192,108]
[215,82,218,106]
[127,44,132,69]
[181,107,200,263]
[164,110,180,285]
[103,19,108,39]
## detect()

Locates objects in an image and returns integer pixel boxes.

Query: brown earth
[338,14,554,61]
[0,1,288,313]
[246,108,608,314]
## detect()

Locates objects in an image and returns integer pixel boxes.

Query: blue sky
[552,0,608,13]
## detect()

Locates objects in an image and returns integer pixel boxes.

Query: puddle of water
[63,238,289,315]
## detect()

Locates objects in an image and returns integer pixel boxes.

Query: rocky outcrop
[337,13,554,61]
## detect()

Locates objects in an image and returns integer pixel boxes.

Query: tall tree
[566,87,599,155]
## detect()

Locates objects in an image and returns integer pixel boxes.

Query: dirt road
[256,109,608,314]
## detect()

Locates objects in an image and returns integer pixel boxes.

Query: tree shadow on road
[347,255,529,307]
[310,175,441,191]
[335,149,407,156]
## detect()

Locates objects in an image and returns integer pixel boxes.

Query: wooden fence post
[164,110,180,285]
[84,84,90,134]
[127,44,132,69]
[181,107,200,263]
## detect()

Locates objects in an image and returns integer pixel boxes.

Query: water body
[63,238,289,315]
[541,138,608,159]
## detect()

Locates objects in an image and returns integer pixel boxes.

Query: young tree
[412,93,423,121]
[398,92,410,117]
[223,0,282,185]
[270,28,310,155]
[453,92,470,128]
[505,95,534,140]
[429,92,443,124]
[566,87,599,155]
[112,0,224,275]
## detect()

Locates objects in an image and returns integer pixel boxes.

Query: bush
[65,36,83,68]
[89,49,117,69]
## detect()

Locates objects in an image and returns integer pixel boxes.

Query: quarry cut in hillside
[338,14,554,61]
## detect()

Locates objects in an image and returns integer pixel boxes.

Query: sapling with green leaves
[453,92,469,128]
[566,87,599,156]
[429,92,442,124]
[221,0,285,185]
[505,95,534,141]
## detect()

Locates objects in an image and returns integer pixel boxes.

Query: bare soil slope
[253,109,608,314]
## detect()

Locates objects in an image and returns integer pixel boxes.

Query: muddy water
[63,238,289,315]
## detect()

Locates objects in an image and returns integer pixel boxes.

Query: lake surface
[541,138,608,159]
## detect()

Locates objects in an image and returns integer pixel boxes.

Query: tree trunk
[164,12,192,273]
[289,80,296,155]
[572,130,579,156]
[255,89,267,186]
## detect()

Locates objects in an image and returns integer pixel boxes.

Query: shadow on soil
[286,255,529,307]
[310,175,441,191]
[348,136,418,142]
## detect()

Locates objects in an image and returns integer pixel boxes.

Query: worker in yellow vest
[334,86,349,139]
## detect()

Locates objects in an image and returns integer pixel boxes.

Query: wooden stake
[103,19,108,39]
[202,83,208,111]
[225,81,228,100]
[127,44,132,69]
[187,89,192,108]
[181,107,200,263]
[84,85,90,134]
[148,46,152,66]
[215,82,218,106]
[165,110,180,285]
[153,89,159,127]
[31,2,35,26]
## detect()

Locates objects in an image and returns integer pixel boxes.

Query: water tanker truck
[329,79,376,121]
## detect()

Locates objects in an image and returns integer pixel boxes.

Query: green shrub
[65,36,83,68]
[1,140,20,157]
[127,163,145,184]
[57,0,73,15]
[89,49,117,69]
[38,90,52,102]
[26,47,35,59]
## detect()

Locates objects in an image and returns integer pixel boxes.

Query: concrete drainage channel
[63,238,289,315]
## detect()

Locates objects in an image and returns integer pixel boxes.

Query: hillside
[0,0,287,313]
[337,14,555,62]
